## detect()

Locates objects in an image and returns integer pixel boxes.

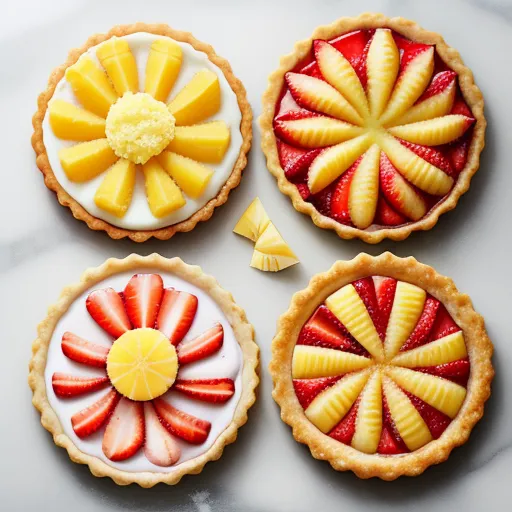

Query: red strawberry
[153,398,211,444]
[86,288,131,339]
[417,358,470,387]
[276,140,320,182]
[311,183,334,217]
[123,273,164,329]
[377,426,405,455]
[353,277,386,340]
[404,390,451,439]
[299,60,323,80]
[400,297,440,352]
[331,163,358,224]
[61,332,109,368]
[275,90,304,118]
[446,133,471,173]
[375,196,407,226]
[380,395,409,454]
[399,139,455,178]
[429,304,460,341]
[399,44,432,72]
[451,96,473,118]
[52,373,109,398]
[330,29,370,65]
[157,288,198,345]
[71,388,120,438]
[102,398,144,461]
[174,378,235,403]
[178,323,224,365]
[374,277,397,332]
[296,183,311,201]
[417,70,457,102]
[329,399,360,444]
[293,376,341,409]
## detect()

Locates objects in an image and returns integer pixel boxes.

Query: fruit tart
[260,13,485,243]
[29,254,259,487]
[33,23,252,242]
[270,253,493,479]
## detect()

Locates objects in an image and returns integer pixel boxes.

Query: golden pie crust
[269,252,493,480]
[260,13,486,243]
[32,23,253,243]
[28,254,259,487]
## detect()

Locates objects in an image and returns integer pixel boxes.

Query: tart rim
[32,23,253,243]
[28,254,259,487]
[269,252,493,480]
[259,12,486,243]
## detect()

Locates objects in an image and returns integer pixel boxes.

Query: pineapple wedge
[94,159,136,217]
[49,100,106,141]
[168,69,221,126]
[145,39,183,102]
[250,222,298,272]
[233,197,271,242]
[58,139,117,182]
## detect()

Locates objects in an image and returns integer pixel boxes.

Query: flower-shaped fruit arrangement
[261,15,485,242]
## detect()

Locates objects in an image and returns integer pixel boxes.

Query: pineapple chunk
[158,151,213,198]
[96,37,139,95]
[49,99,106,141]
[58,139,117,182]
[145,39,183,102]
[233,197,270,242]
[166,121,230,163]
[168,69,221,126]
[65,56,118,118]
[142,158,186,217]
[94,159,136,217]
[250,222,298,272]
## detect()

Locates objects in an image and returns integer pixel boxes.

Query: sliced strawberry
[296,183,311,201]
[311,182,334,217]
[446,133,471,173]
[329,398,360,444]
[299,61,323,80]
[451,96,473,117]
[377,426,405,455]
[61,332,109,367]
[374,277,397,333]
[71,388,120,438]
[157,288,198,345]
[417,70,457,102]
[374,196,407,226]
[330,29,370,65]
[86,288,131,339]
[102,398,144,461]
[174,378,235,403]
[123,273,164,329]
[277,139,320,182]
[404,390,451,439]
[417,358,470,387]
[398,139,456,178]
[276,90,302,118]
[293,376,341,409]
[400,296,441,352]
[177,323,224,365]
[353,277,386,341]
[380,395,409,454]
[429,304,460,341]
[399,43,432,72]
[153,398,211,444]
[330,163,358,224]
[52,373,109,398]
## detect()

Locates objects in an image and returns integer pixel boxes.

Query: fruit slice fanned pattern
[292,276,468,455]
[274,28,475,228]
[51,273,236,467]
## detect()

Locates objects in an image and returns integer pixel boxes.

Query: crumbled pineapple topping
[106,92,175,164]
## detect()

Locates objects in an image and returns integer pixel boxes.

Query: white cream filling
[42,33,243,230]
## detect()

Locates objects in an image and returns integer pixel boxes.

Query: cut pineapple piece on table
[58,139,117,182]
[96,37,139,95]
[49,100,106,141]
[250,222,298,272]
[233,197,270,242]
[142,158,186,217]
[94,159,136,217]
[65,56,118,118]
[145,39,183,102]
[158,151,213,198]
[168,68,221,126]
[166,121,230,163]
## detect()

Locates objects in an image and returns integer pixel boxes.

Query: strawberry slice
[418,70,457,103]
[296,183,311,201]
[293,376,342,409]
[400,296,440,352]
[311,182,335,217]
[374,277,397,333]
[429,304,460,342]
[330,163,358,224]
[299,61,323,80]
[404,390,451,439]
[330,29,370,65]
[446,132,471,173]
[398,139,455,178]
[153,398,211,444]
[123,273,164,329]
[174,378,235,403]
[71,388,120,438]
[374,196,407,226]
[379,395,409,454]
[86,288,131,339]
[329,398,360,445]
[451,96,473,117]
[353,277,386,340]
[102,398,144,461]
[61,332,110,367]
[177,323,224,365]
[277,139,320,182]
[417,358,470,387]
[52,373,109,398]
[157,288,198,345]
[377,426,405,455]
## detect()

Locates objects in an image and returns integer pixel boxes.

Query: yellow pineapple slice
[233,197,270,242]
[386,366,466,418]
[384,281,426,359]
[250,222,299,272]
[158,151,213,198]
[166,121,230,164]
[348,144,381,229]
[351,371,383,454]
[305,371,370,433]
[58,139,117,182]
[391,331,467,368]
[142,158,186,217]
[168,69,220,126]
[65,56,118,118]
[96,37,139,95]
[49,99,106,141]
[308,133,372,194]
[326,284,384,361]
[145,39,183,102]
[107,328,178,401]
[378,133,453,195]
[382,376,432,450]
[94,159,136,217]
[366,29,400,119]
[292,345,373,379]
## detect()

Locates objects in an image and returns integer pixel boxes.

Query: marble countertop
[2,0,511,510]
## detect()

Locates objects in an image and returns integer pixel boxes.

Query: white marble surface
[1,0,511,510]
